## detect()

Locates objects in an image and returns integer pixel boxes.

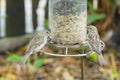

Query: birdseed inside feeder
[49,0,87,47]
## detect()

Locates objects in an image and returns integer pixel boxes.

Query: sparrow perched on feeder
[20,30,50,66]
[86,25,107,66]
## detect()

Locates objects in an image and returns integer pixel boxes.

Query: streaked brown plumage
[20,30,50,66]
[86,25,107,66]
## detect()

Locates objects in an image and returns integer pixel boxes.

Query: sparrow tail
[19,53,31,66]
[98,54,107,66]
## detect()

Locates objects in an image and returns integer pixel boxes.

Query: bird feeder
[49,0,87,47]
[20,0,105,59]
[42,0,87,56]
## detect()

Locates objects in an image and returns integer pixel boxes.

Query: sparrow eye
[89,28,92,29]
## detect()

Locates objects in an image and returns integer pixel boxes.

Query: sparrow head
[41,29,50,35]
[87,25,98,34]
[87,25,97,31]
[44,30,51,39]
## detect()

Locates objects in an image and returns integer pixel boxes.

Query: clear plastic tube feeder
[49,0,87,48]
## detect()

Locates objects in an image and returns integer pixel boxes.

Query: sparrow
[19,30,50,66]
[86,25,107,66]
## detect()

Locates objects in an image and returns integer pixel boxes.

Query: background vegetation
[0,0,120,80]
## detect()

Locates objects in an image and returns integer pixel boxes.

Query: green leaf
[0,77,5,80]
[6,55,23,62]
[45,19,49,29]
[87,53,98,62]
[0,78,5,80]
[6,51,23,62]
[88,13,106,24]
[87,1,93,12]
[112,70,119,78]
[34,58,45,68]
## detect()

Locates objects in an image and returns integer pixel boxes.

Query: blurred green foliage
[87,53,98,62]
[45,19,49,29]
[0,77,5,80]
[6,51,23,62]
[5,51,45,68]
[88,1,94,12]
[34,58,45,68]
[87,1,106,24]
[88,13,106,24]
[112,70,119,79]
